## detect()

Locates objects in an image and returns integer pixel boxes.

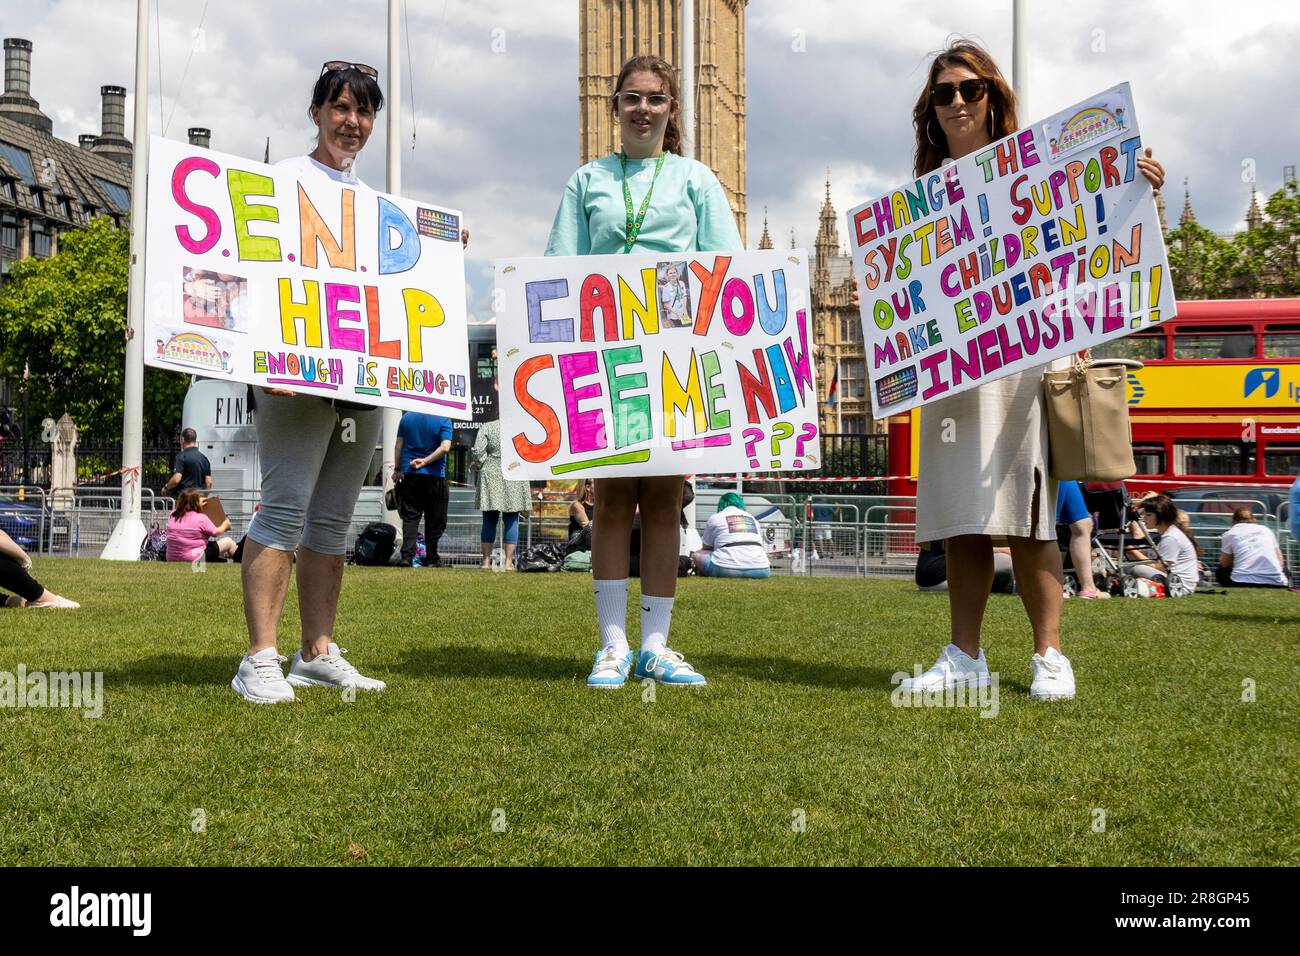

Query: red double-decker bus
[887,298,1300,496]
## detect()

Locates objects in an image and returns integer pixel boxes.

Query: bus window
[1173,325,1255,360]
[1132,444,1166,475]
[1091,332,1166,361]
[1174,441,1256,476]
[1263,325,1300,358]
[1263,445,1300,476]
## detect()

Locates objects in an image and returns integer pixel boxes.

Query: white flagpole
[836,356,843,435]
[1012,0,1028,118]
[101,0,150,559]
[381,0,403,532]
[680,0,703,520]
[680,0,695,160]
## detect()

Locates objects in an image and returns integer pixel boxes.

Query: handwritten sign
[143,136,471,417]
[848,82,1174,417]
[495,250,819,478]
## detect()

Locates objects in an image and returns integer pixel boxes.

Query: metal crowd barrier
[17,481,1300,586]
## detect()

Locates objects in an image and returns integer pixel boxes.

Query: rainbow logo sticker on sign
[156,330,232,373]
[1044,96,1129,163]
[876,365,918,408]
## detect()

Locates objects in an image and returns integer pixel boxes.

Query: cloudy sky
[7,0,1300,318]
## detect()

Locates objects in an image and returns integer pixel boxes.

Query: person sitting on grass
[1128,494,1200,597]
[1217,508,1289,588]
[0,527,79,608]
[693,493,771,579]
[915,539,1014,593]
[166,489,237,564]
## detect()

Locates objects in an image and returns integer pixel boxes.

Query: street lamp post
[21,361,29,486]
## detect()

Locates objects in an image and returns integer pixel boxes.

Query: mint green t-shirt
[545,152,742,256]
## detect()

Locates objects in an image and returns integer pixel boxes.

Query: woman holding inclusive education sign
[897,42,1164,701]
[231,62,391,703]
[545,54,742,689]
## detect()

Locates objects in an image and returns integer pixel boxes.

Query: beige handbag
[1043,356,1141,482]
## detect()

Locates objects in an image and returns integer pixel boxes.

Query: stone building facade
[0,38,137,285]
[579,0,748,238]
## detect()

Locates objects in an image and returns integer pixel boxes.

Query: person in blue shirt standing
[394,411,453,567]
[545,54,742,690]
[1291,473,1300,577]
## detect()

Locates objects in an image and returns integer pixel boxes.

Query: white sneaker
[1030,647,1076,701]
[899,643,991,691]
[231,647,296,704]
[28,594,80,609]
[287,643,386,692]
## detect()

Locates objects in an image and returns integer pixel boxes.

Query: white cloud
[5,0,1299,315]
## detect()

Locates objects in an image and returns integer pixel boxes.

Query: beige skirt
[914,365,1059,543]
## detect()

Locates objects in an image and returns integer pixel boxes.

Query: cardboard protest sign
[495,250,818,478]
[199,495,228,526]
[143,136,471,417]
[847,82,1174,417]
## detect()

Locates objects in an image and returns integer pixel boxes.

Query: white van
[179,378,386,530]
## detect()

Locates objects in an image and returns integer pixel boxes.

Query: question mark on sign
[743,427,763,469]
[793,423,818,468]
[769,422,795,468]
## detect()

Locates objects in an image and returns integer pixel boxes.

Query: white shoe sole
[586,680,626,689]
[231,675,295,704]
[1030,689,1075,701]
[900,673,991,692]
[636,674,708,686]
[286,673,385,691]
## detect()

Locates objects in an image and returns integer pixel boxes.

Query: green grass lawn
[1,559,1296,866]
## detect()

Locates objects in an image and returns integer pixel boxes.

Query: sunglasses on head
[320,60,379,79]
[930,78,988,107]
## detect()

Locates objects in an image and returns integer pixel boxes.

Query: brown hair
[1231,507,1256,524]
[912,40,1019,177]
[1141,494,1201,556]
[612,55,683,156]
[171,488,204,520]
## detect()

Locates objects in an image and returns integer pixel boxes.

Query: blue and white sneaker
[633,648,707,686]
[587,646,635,689]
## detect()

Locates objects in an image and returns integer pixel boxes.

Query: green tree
[0,216,188,444]
[1239,179,1300,296]
[1165,221,1245,299]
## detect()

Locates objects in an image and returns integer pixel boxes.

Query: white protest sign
[495,250,819,479]
[143,135,471,417]
[847,82,1174,417]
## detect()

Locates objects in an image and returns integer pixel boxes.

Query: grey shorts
[246,390,382,555]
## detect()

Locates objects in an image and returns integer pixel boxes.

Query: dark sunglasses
[930,79,988,107]
[320,60,379,79]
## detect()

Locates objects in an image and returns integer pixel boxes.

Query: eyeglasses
[930,79,988,107]
[320,60,379,79]
[613,91,673,111]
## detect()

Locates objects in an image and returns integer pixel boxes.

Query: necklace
[620,151,666,254]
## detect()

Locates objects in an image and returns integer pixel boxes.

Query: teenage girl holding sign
[545,54,742,689]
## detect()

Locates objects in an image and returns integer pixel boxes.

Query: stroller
[1058,483,1159,597]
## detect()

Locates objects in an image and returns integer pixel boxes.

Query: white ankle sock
[639,595,674,655]
[593,579,630,654]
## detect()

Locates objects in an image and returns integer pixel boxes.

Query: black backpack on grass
[351,522,397,566]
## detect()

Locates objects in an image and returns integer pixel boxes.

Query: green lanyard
[620,151,666,254]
